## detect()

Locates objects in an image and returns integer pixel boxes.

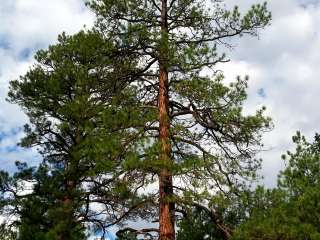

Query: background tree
[176,191,251,240]
[176,206,226,240]
[233,132,320,240]
[0,224,17,240]
[3,30,146,240]
[86,0,272,239]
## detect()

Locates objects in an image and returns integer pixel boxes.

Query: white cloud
[221,0,320,186]
[0,0,94,54]
[0,0,94,172]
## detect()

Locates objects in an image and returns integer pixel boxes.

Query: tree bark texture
[158,0,175,239]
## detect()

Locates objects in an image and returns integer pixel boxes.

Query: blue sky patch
[3,145,19,153]
[91,230,115,240]
[258,88,267,98]
[0,127,23,153]
[0,35,10,50]
[18,48,32,60]
[0,128,19,140]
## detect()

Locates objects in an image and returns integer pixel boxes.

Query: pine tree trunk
[59,130,80,240]
[59,179,75,240]
[159,0,175,239]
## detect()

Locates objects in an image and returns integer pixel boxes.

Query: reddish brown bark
[59,179,75,240]
[158,0,175,240]
[59,131,80,240]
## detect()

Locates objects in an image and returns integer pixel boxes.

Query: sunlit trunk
[158,0,175,239]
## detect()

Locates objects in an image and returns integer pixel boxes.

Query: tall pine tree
[86,0,272,239]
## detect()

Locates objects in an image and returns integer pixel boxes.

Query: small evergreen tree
[4,30,144,239]
[234,132,320,240]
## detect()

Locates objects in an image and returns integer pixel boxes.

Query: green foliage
[0,224,17,240]
[4,30,144,239]
[2,0,273,237]
[176,207,225,240]
[117,231,139,240]
[233,132,320,240]
[178,132,320,240]
[86,0,272,226]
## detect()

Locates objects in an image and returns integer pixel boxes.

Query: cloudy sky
[0,0,319,188]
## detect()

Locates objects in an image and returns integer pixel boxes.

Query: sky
[0,0,319,189]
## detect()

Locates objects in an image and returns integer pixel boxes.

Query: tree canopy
[3,30,147,239]
[2,1,312,240]
[86,0,271,239]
